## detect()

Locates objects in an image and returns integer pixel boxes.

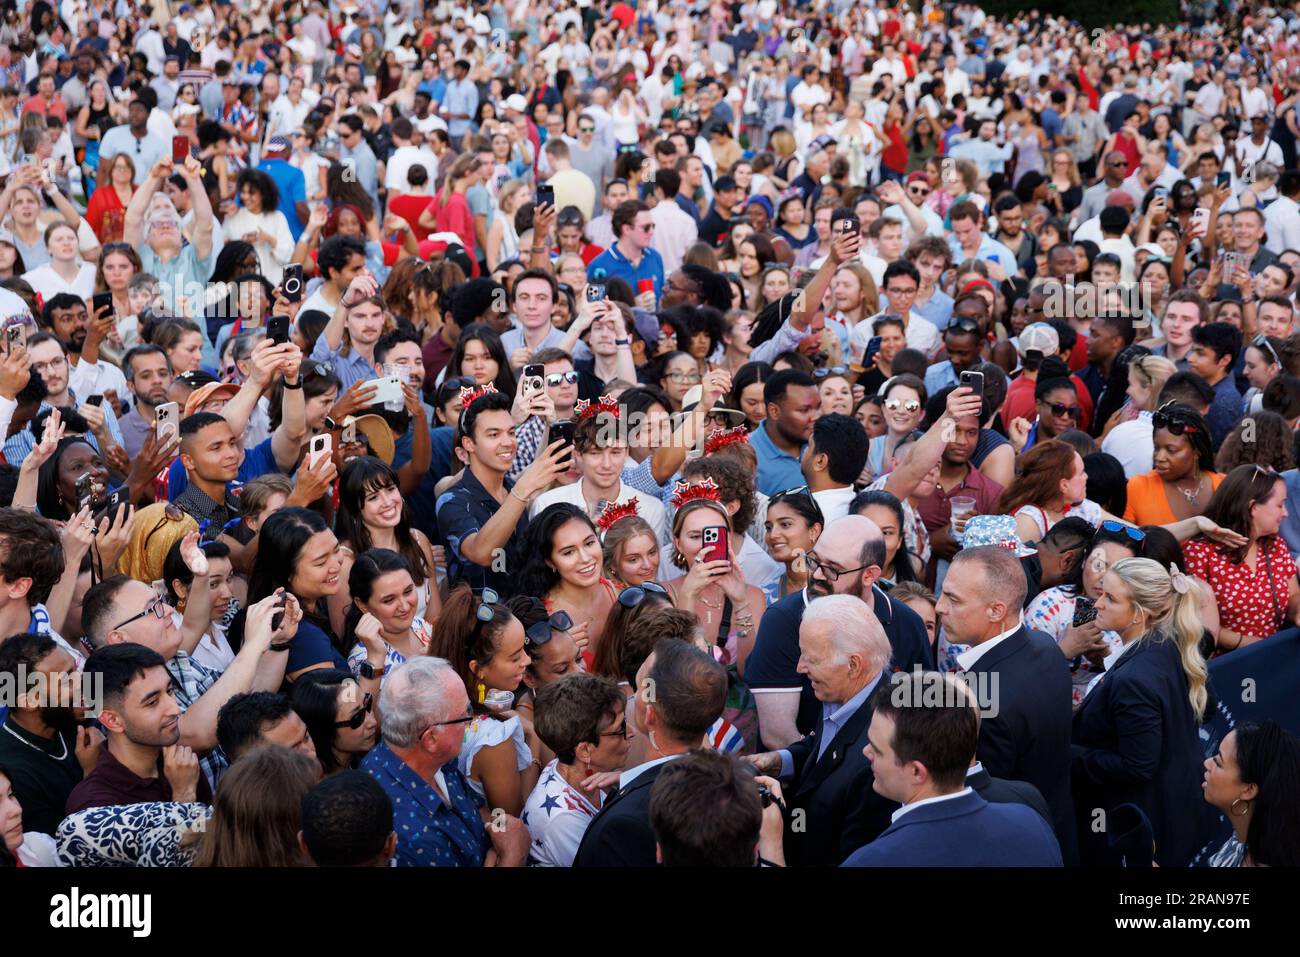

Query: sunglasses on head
[333,691,374,729]
[813,365,849,380]
[1100,520,1145,543]
[525,610,573,647]
[469,588,500,645]
[616,580,669,609]
[1253,335,1280,365]
[1152,404,1200,435]
[950,316,981,335]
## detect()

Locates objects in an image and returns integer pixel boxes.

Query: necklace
[1176,473,1203,506]
[2,721,68,760]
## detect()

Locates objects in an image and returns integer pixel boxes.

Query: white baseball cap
[1017,322,1059,358]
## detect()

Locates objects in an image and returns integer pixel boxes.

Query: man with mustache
[744,514,933,751]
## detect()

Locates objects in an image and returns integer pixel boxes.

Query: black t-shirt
[698,207,732,248]
[0,717,83,836]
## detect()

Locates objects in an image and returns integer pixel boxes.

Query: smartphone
[92,291,116,322]
[548,419,576,452]
[522,363,545,399]
[308,433,332,470]
[1072,595,1098,628]
[95,485,131,523]
[585,282,606,303]
[835,212,860,236]
[368,374,404,410]
[85,394,104,407]
[5,322,25,353]
[1191,207,1210,231]
[172,135,190,164]
[271,592,286,633]
[282,263,303,304]
[700,525,729,564]
[535,183,555,207]
[959,370,985,394]
[75,473,95,512]
[266,314,290,345]
[340,417,357,444]
[865,335,882,367]
[155,401,180,445]
[1216,171,1231,187]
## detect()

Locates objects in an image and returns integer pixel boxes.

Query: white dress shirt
[955,615,1024,671]
[891,786,974,824]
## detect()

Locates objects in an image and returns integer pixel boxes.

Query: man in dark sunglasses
[745,515,932,753]
[360,657,530,867]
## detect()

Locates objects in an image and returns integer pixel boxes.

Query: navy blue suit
[841,789,1063,866]
[1071,635,1206,867]
[961,625,1077,864]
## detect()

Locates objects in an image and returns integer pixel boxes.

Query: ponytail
[1166,577,1209,721]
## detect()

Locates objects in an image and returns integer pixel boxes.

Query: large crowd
[0,0,1298,870]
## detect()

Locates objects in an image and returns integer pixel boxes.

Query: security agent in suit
[745,515,934,751]
[842,672,1062,867]
[748,594,898,866]
[938,545,1078,864]
[574,640,728,867]
[1071,557,1209,867]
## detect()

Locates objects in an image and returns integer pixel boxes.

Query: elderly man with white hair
[747,593,900,866]
[360,657,530,867]
[123,153,220,367]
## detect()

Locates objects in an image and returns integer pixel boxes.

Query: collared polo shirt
[751,420,806,497]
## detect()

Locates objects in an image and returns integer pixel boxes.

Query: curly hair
[681,456,757,539]
[1215,410,1295,473]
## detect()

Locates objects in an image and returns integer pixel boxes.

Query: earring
[1230,798,1251,817]
[476,681,485,704]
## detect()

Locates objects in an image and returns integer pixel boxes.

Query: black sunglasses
[1042,401,1082,419]
[1152,403,1200,435]
[525,610,573,647]
[616,581,669,609]
[333,691,373,729]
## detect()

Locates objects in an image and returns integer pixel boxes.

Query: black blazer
[962,625,1077,864]
[967,765,1052,824]
[783,682,897,866]
[573,760,670,867]
[1071,634,1205,867]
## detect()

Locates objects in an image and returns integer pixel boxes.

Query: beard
[41,705,79,734]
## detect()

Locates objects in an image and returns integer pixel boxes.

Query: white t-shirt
[22,262,97,301]
[1101,413,1155,479]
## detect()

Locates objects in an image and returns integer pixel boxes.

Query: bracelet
[509,487,529,504]
[615,338,631,346]
[268,641,292,652]
[283,377,303,390]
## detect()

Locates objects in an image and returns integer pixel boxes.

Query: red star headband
[574,394,621,422]
[704,426,750,456]
[670,478,721,509]
[595,499,640,533]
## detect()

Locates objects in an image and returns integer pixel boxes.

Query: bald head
[950,545,1027,610]
[807,514,886,600]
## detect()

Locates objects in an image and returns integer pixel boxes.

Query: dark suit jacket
[1071,635,1205,867]
[962,625,1077,864]
[573,760,671,867]
[967,764,1052,824]
[783,682,897,866]
[841,789,1062,867]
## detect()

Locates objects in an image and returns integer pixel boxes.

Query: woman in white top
[223,168,294,286]
[344,548,434,690]
[291,128,329,203]
[164,537,239,673]
[522,672,629,866]
[609,87,646,148]
[1,767,63,867]
[22,222,96,301]
[486,179,527,272]
[1100,355,1177,479]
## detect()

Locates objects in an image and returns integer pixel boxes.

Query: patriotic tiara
[670,478,722,509]
[595,499,640,533]
[459,382,498,407]
[704,426,749,456]
[574,394,621,422]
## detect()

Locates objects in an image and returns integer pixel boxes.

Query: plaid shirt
[2,393,125,466]
[165,650,229,792]
[508,415,545,485]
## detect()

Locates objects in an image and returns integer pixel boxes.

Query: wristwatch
[283,376,303,390]
[357,660,387,680]
[615,338,631,346]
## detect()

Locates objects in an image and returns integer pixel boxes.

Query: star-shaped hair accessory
[458,382,498,408]
[670,478,722,509]
[574,394,621,422]
[595,499,639,533]
[704,426,750,456]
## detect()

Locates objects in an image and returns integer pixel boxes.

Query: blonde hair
[1107,557,1208,720]
[833,261,880,317]
[601,515,658,583]
[1052,150,1082,188]
[1129,356,1177,412]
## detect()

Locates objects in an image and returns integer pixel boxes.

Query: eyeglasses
[1253,335,1280,365]
[616,580,670,609]
[579,125,595,133]
[525,610,573,648]
[804,552,874,582]
[599,717,630,739]
[667,371,703,384]
[813,366,849,379]
[1100,520,1146,543]
[1152,403,1200,435]
[425,705,475,731]
[908,185,931,195]
[884,397,921,413]
[110,594,171,632]
[333,691,373,729]
[545,371,580,386]
[1042,401,1082,419]
[885,285,918,297]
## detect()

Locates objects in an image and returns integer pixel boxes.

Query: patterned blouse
[1182,535,1297,639]
[1025,585,1123,709]
[347,618,434,690]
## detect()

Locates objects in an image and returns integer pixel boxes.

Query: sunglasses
[1253,335,1280,365]
[333,691,374,729]
[950,316,981,335]
[884,397,921,413]
[469,588,500,646]
[813,366,849,379]
[525,610,573,647]
[546,371,580,386]
[1152,404,1200,435]
[616,580,670,609]
[1042,401,1082,419]
[305,360,334,377]
[1100,520,1145,543]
